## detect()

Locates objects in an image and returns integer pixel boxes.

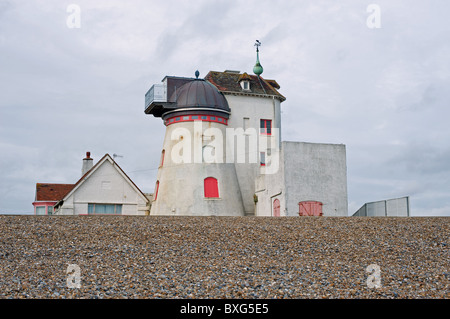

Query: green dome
[253,62,263,76]
[253,50,263,76]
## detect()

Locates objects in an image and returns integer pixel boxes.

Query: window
[241,81,250,90]
[243,117,250,131]
[160,150,165,167]
[260,119,272,135]
[88,204,122,215]
[36,206,45,215]
[260,152,266,166]
[154,181,160,201]
[204,177,219,198]
[47,206,53,215]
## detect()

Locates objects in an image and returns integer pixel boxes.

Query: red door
[273,199,280,217]
[299,201,323,216]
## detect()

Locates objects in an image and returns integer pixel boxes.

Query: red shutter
[204,177,219,198]
[299,201,323,216]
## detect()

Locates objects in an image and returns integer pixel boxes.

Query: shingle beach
[0,215,448,299]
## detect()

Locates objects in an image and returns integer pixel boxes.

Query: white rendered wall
[255,147,285,217]
[224,94,282,215]
[150,120,245,216]
[57,160,148,215]
[282,142,348,216]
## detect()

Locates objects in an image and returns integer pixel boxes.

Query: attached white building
[52,153,149,216]
[255,141,348,217]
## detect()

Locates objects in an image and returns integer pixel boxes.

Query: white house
[143,43,348,217]
[49,152,150,216]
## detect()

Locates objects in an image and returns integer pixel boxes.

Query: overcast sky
[0,0,449,216]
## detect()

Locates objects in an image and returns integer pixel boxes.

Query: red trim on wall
[164,114,228,126]
[160,150,165,167]
[33,201,56,215]
[154,181,160,201]
[260,152,266,166]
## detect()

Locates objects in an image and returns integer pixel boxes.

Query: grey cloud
[0,1,449,216]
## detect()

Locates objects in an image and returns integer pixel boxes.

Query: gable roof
[54,154,148,208]
[205,71,286,101]
[35,183,75,202]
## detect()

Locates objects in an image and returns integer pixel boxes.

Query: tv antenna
[113,153,123,160]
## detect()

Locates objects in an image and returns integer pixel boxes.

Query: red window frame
[204,177,219,198]
[160,150,165,167]
[260,119,272,135]
[154,181,160,201]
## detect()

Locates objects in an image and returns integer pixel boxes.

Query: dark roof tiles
[205,71,285,101]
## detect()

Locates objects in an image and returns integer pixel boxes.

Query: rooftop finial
[195,70,200,79]
[253,40,263,76]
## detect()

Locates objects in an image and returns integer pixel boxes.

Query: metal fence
[353,196,410,217]
[145,84,167,110]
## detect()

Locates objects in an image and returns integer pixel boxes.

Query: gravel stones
[0,215,448,299]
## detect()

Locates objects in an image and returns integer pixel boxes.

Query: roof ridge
[54,153,148,208]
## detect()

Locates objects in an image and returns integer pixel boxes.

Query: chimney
[81,152,93,176]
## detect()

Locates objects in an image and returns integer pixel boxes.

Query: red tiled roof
[35,183,75,201]
[205,71,286,101]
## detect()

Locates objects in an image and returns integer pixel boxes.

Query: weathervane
[254,40,261,52]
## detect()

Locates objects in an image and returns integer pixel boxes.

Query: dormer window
[240,80,250,91]
[238,72,252,91]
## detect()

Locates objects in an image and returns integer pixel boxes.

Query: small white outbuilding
[52,153,149,216]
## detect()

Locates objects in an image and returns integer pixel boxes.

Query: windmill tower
[144,72,245,216]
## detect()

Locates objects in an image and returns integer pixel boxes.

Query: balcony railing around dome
[145,84,167,111]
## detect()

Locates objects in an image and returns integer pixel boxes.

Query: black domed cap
[168,79,230,113]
